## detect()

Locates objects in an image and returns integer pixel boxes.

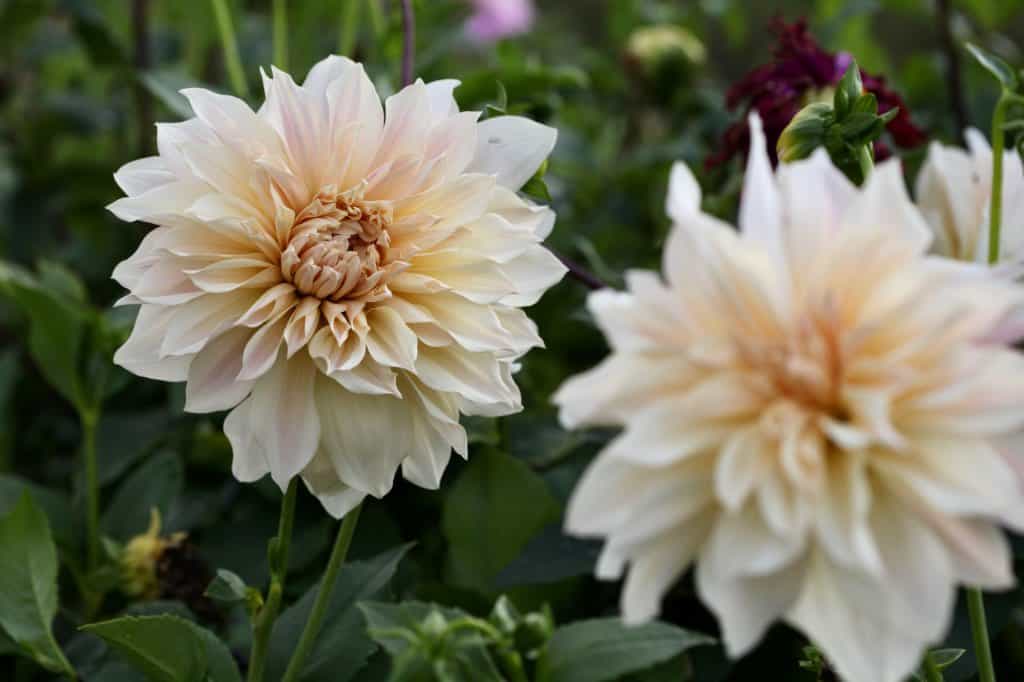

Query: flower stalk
[987,93,1011,265]
[272,0,288,70]
[281,504,362,682]
[247,480,299,682]
[210,0,250,98]
[338,0,362,56]
[922,652,945,682]
[81,407,100,572]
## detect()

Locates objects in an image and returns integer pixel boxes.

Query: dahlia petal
[185,327,255,413]
[844,160,932,254]
[239,310,290,381]
[621,517,711,624]
[365,306,418,370]
[224,397,271,483]
[301,448,367,519]
[372,80,431,170]
[399,417,454,489]
[114,156,175,196]
[665,161,701,223]
[241,352,320,489]
[415,345,519,407]
[469,116,557,190]
[113,305,194,381]
[328,358,399,397]
[160,290,259,356]
[738,114,783,265]
[316,374,410,497]
[497,245,567,306]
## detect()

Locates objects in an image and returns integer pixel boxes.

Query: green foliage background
[0,0,1023,680]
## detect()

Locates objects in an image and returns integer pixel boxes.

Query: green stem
[247,480,299,682]
[988,93,1010,265]
[272,0,288,70]
[855,144,874,184]
[968,588,998,682]
[922,651,945,682]
[281,504,363,682]
[210,0,250,98]
[366,0,384,39]
[81,409,100,572]
[339,0,362,56]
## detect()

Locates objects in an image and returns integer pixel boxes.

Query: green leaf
[81,614,242,682]
[0,260,87,408]
[264,544,414,682]
[535,618,715,682]
[102,450,184,541]
[0,493,76,676]
[932,648,965,669]
[834,60,863,118]
[204,569,249,605]
[495,524,600,587]
[442,451,560,593]
[0,474,77,549]
[966,43,1020,90]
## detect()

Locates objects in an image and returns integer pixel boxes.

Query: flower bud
[120,508,185,599]
[777,102,833,163]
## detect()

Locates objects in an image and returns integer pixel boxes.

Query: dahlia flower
[556,115,1024,682]
[707,19,925,169]
[110,56,565,517]
[916,128,1024,265]
[466,0,535,42]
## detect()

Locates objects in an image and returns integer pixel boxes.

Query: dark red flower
[706,19,926,169]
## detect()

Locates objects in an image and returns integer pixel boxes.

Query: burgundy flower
[706,19,926,168]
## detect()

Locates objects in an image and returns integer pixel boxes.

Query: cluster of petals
[916,128,1024,268]
[110,56,566,518]
[465,0,535,42]
[555,115,1024,682]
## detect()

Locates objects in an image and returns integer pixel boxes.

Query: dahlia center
[280,186,397,302]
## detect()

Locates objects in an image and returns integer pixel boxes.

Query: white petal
[184,326,255,413]
[738,113,783,264]
[665,161,701,223]
[301,449,367,519]
[469,116,557,190]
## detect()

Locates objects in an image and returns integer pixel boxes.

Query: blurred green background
[1,1,1024,680]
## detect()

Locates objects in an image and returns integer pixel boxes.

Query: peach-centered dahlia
[110,56,566,517]
[916,128,1024,266]
[555,115,1024,682]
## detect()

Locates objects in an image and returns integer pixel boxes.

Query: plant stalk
[339,0,363,56]
[400,0,415,86]
[281,504,363,682]
[968,588,997,682]
[855,144,874,184]
[987,93,1010,265]
[272,0,288,70]
[247,480,299,682]
[210,0,250,98]
[922,651,945,682]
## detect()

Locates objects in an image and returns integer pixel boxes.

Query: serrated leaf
[535,618,715,682]
[0,493,76,676]
[0,474,77,549]
[81,615,231,682]
[204,569,248,603]
[264,544,414,682]
[967,43,1020,90]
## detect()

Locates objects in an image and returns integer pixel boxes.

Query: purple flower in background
[707,19,926,169]
[466,0,535,42]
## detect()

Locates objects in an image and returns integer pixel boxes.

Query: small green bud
[777,102,833,163]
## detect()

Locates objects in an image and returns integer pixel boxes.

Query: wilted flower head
[466,0,535,42]
[110,56,565,517]
[556,115,1024,682]
[707,19,925,169]
[916,129,1024,265]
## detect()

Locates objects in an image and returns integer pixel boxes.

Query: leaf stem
[988,93,1010,265]
[967,588,997,682]
[81,409,100,573]
[400,0,415,86]
[272,0,288,70]
[210,0,250,98]
[922,651,945,682]
[281,504,363,682]
[855,144,874,184]
[247,479,299,682]
[339,0,362,55]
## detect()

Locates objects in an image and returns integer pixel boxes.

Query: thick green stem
[922,651,945,682]
[855,144,874,184]
[339,0,362,56]
[968,588,997,682]
[81,409,100,572]
[210,0,250,98]
[987,94,1010,265]
[281,504,362,682]
[272,0,288,70]
[247,480,299,682]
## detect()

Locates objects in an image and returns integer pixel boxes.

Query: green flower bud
[777,102,834,163]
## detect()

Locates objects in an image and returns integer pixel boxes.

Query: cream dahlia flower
[555,115,1024,682]
[110,56,566,517]
[916,128,1024,264]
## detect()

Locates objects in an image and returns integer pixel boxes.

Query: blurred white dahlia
[554,115,1024,682]
[916,128,1024,265]
[110,56,566,517]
